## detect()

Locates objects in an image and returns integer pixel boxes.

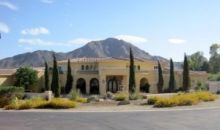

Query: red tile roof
[0,69,16,76]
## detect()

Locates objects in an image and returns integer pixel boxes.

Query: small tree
[168,59,175,92]
[65,59,73,94]
[15,66,38,90]
[44,61,50,91]
[129,48,136,94]
[51,53,60,97]
[157,61,164,93]
[183,54,190,92]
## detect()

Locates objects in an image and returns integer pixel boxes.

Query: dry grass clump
[150,91,217,108]
[5,97,77,110]
[38,98,77,109]
[114,92,129,101]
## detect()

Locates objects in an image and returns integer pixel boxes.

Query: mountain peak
[0,38,167,68]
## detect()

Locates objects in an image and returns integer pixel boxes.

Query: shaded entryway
[76,78,86,94]
[107,77,119,93]
[140,78,150,93]
[90,78,99,94]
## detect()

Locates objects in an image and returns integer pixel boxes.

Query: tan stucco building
[0,57,208,95]
[55,57,208,96]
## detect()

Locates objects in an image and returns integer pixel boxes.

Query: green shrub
[114,92,128,101]
[0,86,24,107]
[15,66,38,90]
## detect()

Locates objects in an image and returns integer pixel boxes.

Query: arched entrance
[90,78,99,94]
[76,78,86,94]
[140,78,150,93]
[107,77,118,93]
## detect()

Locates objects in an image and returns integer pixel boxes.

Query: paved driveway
[0,108,220,130]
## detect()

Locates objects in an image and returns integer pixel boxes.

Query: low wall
[208,81,220,93]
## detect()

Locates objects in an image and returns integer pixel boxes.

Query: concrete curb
[1,106,220,113]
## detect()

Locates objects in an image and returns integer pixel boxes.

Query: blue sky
[0,0,220,61]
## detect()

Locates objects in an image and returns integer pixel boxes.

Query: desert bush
[154,91,216,108]
[5,97,76,110]
[114,92,128,101]
[129,92,142,100]
[69,89,87,103]
[192,91,216,102]
[37,98,77,109]
[173,95,198,106]
[0,86,24,107]
[75,97,87,103]
[154,98,177,107]
[69,89,81,100]
[5,97,47,110]
[147,97,160,105]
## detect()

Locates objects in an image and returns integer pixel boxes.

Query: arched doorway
[107,77,118,93]
[90,78,99,94]
[76,78,86,94]
[140,78,150,93]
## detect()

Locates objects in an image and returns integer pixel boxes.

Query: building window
[58,66,63,74]
[90,65,93,70]
[81,65,84,70]
[154,66,158,70]
[138,65,140,71]
[86,65,89,70]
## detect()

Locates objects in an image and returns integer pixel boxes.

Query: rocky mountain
[0,38,167,68]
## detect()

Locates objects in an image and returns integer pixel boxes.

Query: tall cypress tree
[129,48,136,94]
[157,61,164,93]
[51,53,60,97]
[44,61,49,91]
[168,59,175,92]
[65,59,73,94]
[183,54,190,92]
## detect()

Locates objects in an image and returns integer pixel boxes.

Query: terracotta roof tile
[0,69,16,76]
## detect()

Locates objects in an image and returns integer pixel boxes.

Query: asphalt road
[0,108,220,130]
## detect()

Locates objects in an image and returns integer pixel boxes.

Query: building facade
[0,57,208,95]
[55,57,208,96]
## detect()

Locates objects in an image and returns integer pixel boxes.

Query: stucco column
[150,82,157,93]
[136,78,140,92]
[99,76,106,96]
[86,79,90,94]
[123,75,129,93]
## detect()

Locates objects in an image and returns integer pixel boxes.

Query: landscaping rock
[107,92,114,99]
[87,95,99,103]
[99,98,105,102]
[117,100,130,105]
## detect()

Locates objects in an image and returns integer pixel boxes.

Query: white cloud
[114,35,147,44]
[168,38,186,44]
[0,1,17,11]
[41,0,53,4]
[18,39,56,46]
[0,22,10,33]
[21,27,50,36]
